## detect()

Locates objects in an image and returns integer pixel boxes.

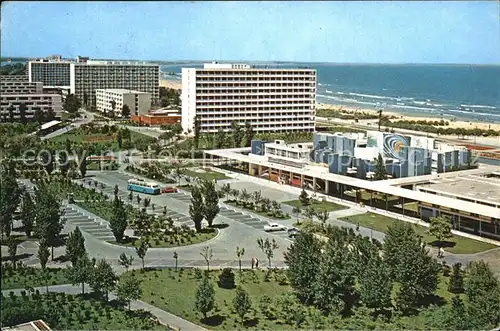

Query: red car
[161,187,178,194]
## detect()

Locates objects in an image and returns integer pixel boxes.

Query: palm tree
[378,109,383,131]
[252,190,262,207]
[230,188,239,203]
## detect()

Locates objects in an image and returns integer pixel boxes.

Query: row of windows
[196,95,313,100]
[196,85,315,91]
[196,71,315,76]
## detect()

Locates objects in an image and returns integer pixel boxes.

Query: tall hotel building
[28,59,160,104]
[181,63,316,134]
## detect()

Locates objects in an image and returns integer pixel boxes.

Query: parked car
[287,227,300,238]
[161,186,178,194]
[264,222,287,232]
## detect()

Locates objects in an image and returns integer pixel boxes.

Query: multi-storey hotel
[95,89,151,117]
[28,58,160,104]
[0,94,63,121]
[0,81,43,94]
[181,63,316,134]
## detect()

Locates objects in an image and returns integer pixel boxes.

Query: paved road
[3,284,208,331]
[40,109,95,141]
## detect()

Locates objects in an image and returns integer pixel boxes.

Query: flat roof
[40,120,62,130]
[96,89,150,94]
[418,175,500,206]
[205,148,500,219]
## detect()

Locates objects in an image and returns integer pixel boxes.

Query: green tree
[18,103,27,124]
[116,130,123,149]
[34,183,65,260]
[66,254,92,294]
[244,121,255,147]
[89,258,117,301]
[236,246,245,273]
[118,252,134,271]
[215,128,226,148]
[121,104,131,117]
[195,276,215,319]
[7,236,18,268]
[20,189,35,237]
[230,121,244,148]
[275,293,306,327]
[116,274,143,310]
[299,188,310,205]
[257,237,279,268]
[315,210,329,229]
[201,179,219,227]
[313,238,355,314]
[77,148,88,178]
[233,286,252,324]
[40,149,55,175]
[110,195,128,242]
[37,240,50,293]
[8,104,15,122]
[0,163,21,238]
[373,153,387,180]
[385,222,441,313]
[292,205,301,223]
[465,260,500,329]
[58,150,69,176]
[189,186,204,232]
[284,231,322,304]
[359,255,393,314]
[135,238,149,269]
[193,115,201,149]
[427,216,453,246]
[448,262,464,294]
[63,94,81,115]
[441,296,470,330]
[65,226,86,266]
[110,100,116,117]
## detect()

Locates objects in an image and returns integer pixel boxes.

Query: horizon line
[1,56,499,66]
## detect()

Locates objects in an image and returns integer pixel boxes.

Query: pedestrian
[439,247,444,258]
[255,258,259,269]
[251,257,255,269]
[356,223,360,232]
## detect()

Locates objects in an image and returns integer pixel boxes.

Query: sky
[1,1,499,64]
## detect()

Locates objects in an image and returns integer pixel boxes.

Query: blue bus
[127,178,161,195]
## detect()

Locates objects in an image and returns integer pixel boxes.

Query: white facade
[28,58,159,104]
[264,140,313,163]
[0,94,63,120]
[95,89,151,117]
[181,63,316,135]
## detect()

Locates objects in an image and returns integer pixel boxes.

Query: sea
[160,62,500,124]
[3,60,498,123]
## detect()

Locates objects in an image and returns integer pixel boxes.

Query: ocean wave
[460,104,496,110]
[347,92,399,101]
[326,90,333,94]
[448,109,500,118]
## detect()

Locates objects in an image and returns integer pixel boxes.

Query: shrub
[259,295,274,319]
[194,268,203,280]
[218,268,236,289]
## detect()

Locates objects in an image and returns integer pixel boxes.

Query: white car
[264,222,287,232]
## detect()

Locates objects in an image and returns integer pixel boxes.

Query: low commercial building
[181,62,316,134]
[131,108,181,126]
[95,89,151,117]
[205,147,500,241]
[0,93,63,120]
[1,80,43,94]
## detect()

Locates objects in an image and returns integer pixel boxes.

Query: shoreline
[316,103,500,132]
[158,78,499,132]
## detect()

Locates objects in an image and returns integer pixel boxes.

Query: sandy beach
[158,78,499,133]
[160,79,181,90]
[317,103,500,132]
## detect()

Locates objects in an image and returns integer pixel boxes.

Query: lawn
[1,291,166,330]
[183,169,230,182]
[282,199,348,212]
[48,130,154,151]
[134,268,292,330]
[132,267,464,330]
[1,267,71,290]
[108,228,218,248]
[339,212,498,254]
